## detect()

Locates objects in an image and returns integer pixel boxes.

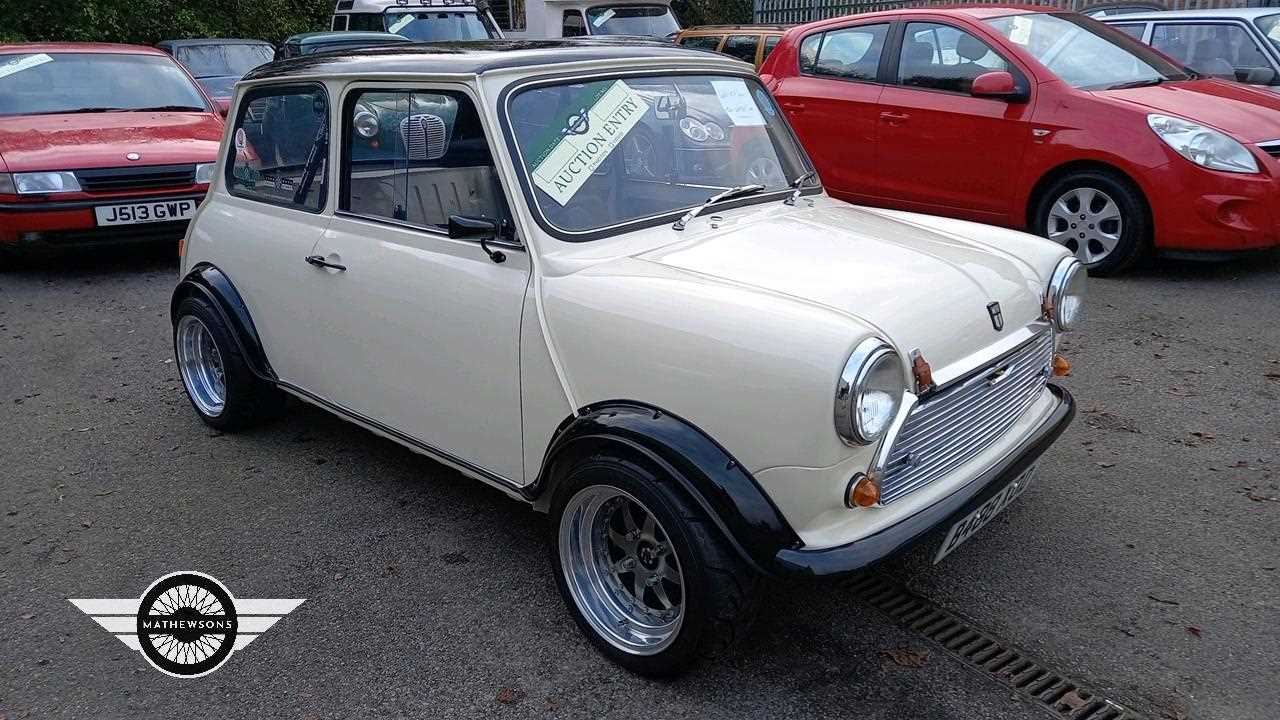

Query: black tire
[172,295,283,431]
[1032,169,1150,276]
[549,453,762,677]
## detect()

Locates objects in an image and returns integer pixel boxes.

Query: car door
[770,22,891,202]
[217,82,333,392]
[1149,20,1279,84]
[873,19,1034,221]
[306,84,530,483]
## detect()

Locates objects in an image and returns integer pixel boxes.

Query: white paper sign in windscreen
[711,79,766,127]
[531,81,649,206]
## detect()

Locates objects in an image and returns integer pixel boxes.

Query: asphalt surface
[1,245,1277,720]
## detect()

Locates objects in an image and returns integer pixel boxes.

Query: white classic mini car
[172,39,1085,675]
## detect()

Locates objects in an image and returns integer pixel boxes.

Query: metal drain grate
[847,574,1149,720]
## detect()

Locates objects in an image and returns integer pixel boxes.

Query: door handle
[880,111,910,125]
[305,255,346,272]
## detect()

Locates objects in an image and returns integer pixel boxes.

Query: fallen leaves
[495,687,524,704]
[1186,626,1203,638]
[881,647,930,668]
[1147,594,1179,606]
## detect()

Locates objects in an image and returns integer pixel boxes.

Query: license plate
[934,465,1037,564]
[94,199,196,226]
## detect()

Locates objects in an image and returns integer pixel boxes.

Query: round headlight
[353,107,379,139]
[679,117,709,142]
[1047,258,1087,332]
[835,339,905,446]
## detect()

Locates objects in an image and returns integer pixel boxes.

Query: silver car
[1103,8,1280,87]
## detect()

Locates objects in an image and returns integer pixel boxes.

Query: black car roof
[244,39,735,80]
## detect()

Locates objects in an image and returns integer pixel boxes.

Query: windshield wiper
[1106,77,1164,90]
[112,105,207,113]
[784,169,817,206]
[673,184,766,231]
[37,107,129,115]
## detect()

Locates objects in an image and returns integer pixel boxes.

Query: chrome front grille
[879,331,1055,505]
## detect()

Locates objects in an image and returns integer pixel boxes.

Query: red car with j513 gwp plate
[0,43,223,260]
[760,6,1280,274]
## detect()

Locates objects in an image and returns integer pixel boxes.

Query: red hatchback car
[0,44,224,260]
[761,6,1280,274]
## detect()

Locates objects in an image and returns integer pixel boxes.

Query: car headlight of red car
[195,163,216,185]
[1147,114,1259,174]
[13,171,81,194]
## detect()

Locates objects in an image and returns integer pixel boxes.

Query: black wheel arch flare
[528,401,804,575]
[170,263,276,382]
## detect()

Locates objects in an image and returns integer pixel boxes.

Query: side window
[763,35,781,61]
[679,35,724,51]
[563,10,587,37]
[331,15,349,31]
[342,89,508,231]
[799,33,822,73]
[722,35,760,64]
[1152,23,1273,82]
[348,13,384,32]
[228,85,328,212]
[1110,23,1147,40]
[813,24,890,81]
[899,22,1009,94]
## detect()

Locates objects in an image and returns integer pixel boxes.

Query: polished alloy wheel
[559,486,685,655]
[176,315,226,417]
[1046,187,1123,265]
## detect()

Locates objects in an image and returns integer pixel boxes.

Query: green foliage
[0,0,333,46]
[0,0,756,45]
[672,0,754,27]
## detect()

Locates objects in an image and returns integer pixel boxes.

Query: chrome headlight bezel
[194,162,216,185]
[13,171,81,195]
[1147,113,1259,174]
[1046,257,1086,332]
[835,338,906,446]
[353,105,380,139]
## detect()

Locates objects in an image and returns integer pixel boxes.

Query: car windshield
[385,11,497,40]
[985,12,1191,90]
[1256,14,1280,52]
[198,76,239,98]
[507,74,814,237]
[585,5,680,37]
[174,43,273,78]
[0,52,209,116]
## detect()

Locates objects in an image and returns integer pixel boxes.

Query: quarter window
[806,24,890,81]
[1110,23,1147,40]
[563,10,587,37]
[227,85,329,212]
[342,89,508,231]
[763,35,781,61]
[899,22,1009,94]
[679,35,723,51]
[722,35,760,64]
[1151,23,1274,83]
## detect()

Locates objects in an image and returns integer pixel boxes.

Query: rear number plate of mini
[95,199,196,226]
[934,465,1037,564]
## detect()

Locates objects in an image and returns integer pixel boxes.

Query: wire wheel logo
[137,573,238,677]
[71,571,303,678]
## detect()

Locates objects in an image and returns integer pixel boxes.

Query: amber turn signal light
[1052,353,1071,377]
[847,473,881,508]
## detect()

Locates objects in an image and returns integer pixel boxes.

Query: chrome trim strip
[927,320,1052,391]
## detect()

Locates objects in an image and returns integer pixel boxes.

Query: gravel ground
[1,246,1277,720]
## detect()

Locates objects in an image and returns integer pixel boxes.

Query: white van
[488,0,680,39]
[331,0,504,40]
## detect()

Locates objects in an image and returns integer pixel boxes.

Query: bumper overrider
[773,384,1075,578]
